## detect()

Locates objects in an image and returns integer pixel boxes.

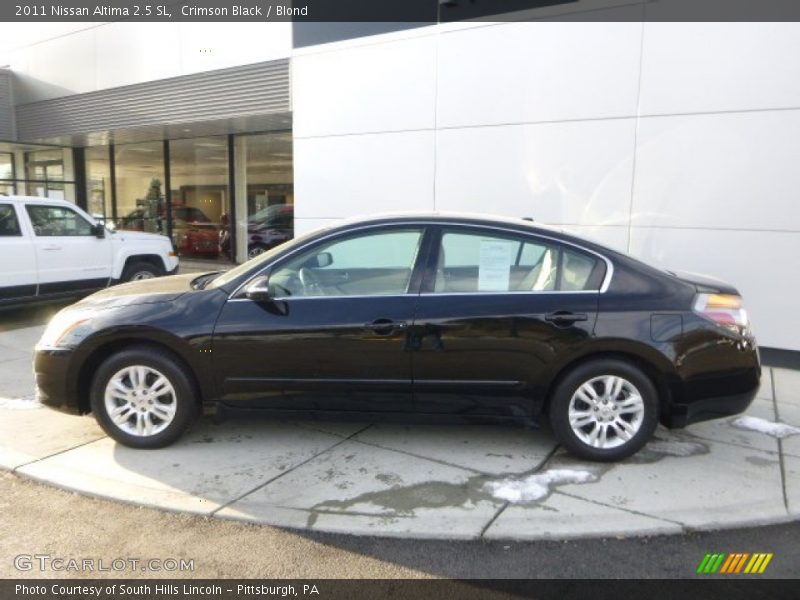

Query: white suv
[0,196,179,305]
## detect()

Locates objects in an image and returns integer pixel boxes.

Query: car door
[410,225,604,418]
[0,202,37,301]
[211,225,428,412]
[24,203,112,294]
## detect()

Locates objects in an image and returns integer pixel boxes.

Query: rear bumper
[664,363,761,428]
[34,348,83,415]
[664,387,758,428]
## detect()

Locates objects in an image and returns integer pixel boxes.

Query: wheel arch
[541,345,677,424]
[114,254,167,279]
[76,336,206,415]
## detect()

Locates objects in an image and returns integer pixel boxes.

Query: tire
[121,261,163,282]
[549,359,659,462]
[90,346,198,448]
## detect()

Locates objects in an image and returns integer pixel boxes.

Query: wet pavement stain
[375,473,403,485]
[625,435,709,464]
[302,433,713,528]
[306,477,497,528]
[745,455,779,467]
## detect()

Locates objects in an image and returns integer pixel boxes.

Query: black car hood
[668,270,739,295]
[75,273,202,309]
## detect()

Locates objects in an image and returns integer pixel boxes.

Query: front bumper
[34,348,83,415]
[165,253,180,274]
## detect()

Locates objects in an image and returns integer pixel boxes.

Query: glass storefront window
[114,142,166,234]
[0,153,14,196]
[169,136,229,259]
[0,144,77,200]
[85,146,113,225]
[234,132,294,263]
[22,148,75,202]
[0,153,13,180]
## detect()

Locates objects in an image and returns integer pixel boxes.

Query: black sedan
[34,214,760,461]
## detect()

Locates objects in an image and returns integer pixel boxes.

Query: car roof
[3,195,74,205]
[334,211,562,233]
[316,211,635,266]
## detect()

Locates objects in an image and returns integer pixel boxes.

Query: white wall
[292,22,800,351]
[5,22,292,103]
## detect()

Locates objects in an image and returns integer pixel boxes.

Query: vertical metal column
[163,139,173,241]
[108,144,118,222]
[227,134,237,263]
[72,147,87,210]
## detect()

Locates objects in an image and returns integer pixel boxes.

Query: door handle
[42,245,62,251]
[545,311,588,326]
[364,319,408,335]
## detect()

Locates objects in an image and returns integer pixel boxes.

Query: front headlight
[36,310,96,350]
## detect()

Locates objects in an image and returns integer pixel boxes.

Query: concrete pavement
[1,318,798,541]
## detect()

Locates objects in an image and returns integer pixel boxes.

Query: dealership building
[0,17,798,353]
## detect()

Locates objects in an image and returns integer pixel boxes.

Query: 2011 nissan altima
[34,214,760,461]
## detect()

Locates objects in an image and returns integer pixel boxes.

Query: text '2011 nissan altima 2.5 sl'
[33,214,760,461]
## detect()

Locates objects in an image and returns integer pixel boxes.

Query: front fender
[70,292,226,408]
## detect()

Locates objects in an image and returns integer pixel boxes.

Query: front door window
[269,229,424,298]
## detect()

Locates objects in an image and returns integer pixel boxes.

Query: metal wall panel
[14,59,289,143]
[0,71,14,140]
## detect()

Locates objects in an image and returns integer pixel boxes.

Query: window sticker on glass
[478,240,513,292]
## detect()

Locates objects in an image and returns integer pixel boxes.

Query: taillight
[693,293,749,333]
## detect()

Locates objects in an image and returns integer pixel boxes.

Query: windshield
[248,205,293,228]
[206,226,326,290]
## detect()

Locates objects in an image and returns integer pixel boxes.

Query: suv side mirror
[244,275,273,302]
[92,223,106,239]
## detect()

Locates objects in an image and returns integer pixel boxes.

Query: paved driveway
[1,309,798,540]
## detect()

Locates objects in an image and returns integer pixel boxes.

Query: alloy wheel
[568,375,645,449]
[103,365,177,437]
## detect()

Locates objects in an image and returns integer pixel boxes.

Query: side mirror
[244,275,273,302]
[306,251,332,269]
[93,223,106,239]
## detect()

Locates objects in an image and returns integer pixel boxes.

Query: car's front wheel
[90,346,198,448]
[121,261,163,282]
[549,359,659,462]
[247,244,269,259]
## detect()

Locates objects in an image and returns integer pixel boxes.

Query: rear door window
[433,228,605,293]
[0,204,21,236]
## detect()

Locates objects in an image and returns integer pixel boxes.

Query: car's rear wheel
[90,346,198,448]
[121,261,163,282]
[549,359,659,462]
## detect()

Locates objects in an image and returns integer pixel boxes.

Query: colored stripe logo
[697,553,773,574]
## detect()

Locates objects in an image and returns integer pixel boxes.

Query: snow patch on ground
[731,416,800,439]
[484,469,597,504]
[0,397,41,410]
